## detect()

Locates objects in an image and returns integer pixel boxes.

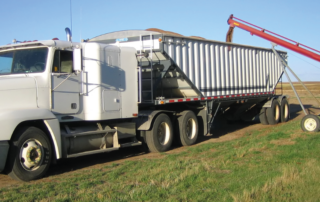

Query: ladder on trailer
[138,34,154,103]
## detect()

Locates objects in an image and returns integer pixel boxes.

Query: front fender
[0,108,56,141]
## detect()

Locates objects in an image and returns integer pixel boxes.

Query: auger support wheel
[301,114,320,132]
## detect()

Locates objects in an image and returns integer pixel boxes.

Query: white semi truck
[0,28,289,181]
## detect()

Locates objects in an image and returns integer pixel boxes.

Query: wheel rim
[186,118,196,139]
[284,103,289,119]
[304,118,317,131]
[19,139,44,171]
[275,104,280,120]
[157,122,170,145]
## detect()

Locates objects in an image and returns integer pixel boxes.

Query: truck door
[51,50,80,114]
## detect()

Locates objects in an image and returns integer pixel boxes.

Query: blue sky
[1,0,320,81]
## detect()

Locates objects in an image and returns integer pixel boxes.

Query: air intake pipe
[65,27,72,42]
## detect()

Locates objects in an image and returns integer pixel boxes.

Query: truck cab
[0,39,140,181]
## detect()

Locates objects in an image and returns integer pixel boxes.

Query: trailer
[0,28,289,181]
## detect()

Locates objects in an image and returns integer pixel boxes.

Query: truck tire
[266,100,280,125]
[259,107,268,125]
[177,110,198,146]
[137,130,149,152]
[280,98,289,122]
[7,126,52,182]
[301,114,320,132]
[146,113,173,152]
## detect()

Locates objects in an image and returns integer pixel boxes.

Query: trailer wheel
[266,100,280,125]
[280,98,290,122]
[7,126,52,182]
[146,113,173,152]
[177,110,198,146]
[259,108,268,125]
[301,115,320,132]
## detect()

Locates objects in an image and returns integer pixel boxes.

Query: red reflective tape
[169,100,175,103]
[214,96,218,99]
[201,97,205,100]
[178,99,183,102]
[226,95,230,98]
[186,98,191,101]
[220,96,224,98]
[231,95,235,97]
[207,97,212,100]
[242,94,245,96]
[194,98,199,101]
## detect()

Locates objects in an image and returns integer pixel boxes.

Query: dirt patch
[270,139,296,145]
[214,169,232,174]
[249,145,268,152]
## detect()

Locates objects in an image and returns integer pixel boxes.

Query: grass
[1,119,320,201]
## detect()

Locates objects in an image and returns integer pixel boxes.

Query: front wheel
[146,114,173,152]
[7,127,52,182]
[301,115,320,132]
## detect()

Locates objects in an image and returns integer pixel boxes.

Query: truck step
[121,141,142,148]
[64,129,117,138]
[66,141,142,158]
[67,147,119,158]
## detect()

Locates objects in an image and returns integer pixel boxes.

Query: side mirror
[73,48,82,72]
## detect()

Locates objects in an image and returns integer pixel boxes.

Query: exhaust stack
[65,27,72,42]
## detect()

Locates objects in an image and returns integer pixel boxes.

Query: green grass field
[1,119,320,202]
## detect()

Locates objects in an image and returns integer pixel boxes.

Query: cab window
[52,50,73,73]
[0,48,48,74]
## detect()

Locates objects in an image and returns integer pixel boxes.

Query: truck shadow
[47,103,316,178]
[197,103,315,141]
[48,147,148,177]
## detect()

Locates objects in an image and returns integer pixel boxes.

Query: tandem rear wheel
[259,98,289,125]
[176,110,199,146]
[146,113,173,152]
[145,111,199,152]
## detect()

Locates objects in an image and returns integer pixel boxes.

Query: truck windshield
[0,48,48,74]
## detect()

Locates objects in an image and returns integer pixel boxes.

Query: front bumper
[0,141,9,172]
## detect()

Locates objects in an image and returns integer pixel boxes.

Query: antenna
[80,7,82,42]
[70,0,73,32]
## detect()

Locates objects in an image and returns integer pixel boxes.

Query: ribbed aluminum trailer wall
[163,36,286,97]
[89,30,287,98]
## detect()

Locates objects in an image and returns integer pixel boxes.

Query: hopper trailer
[0,28,289,181]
